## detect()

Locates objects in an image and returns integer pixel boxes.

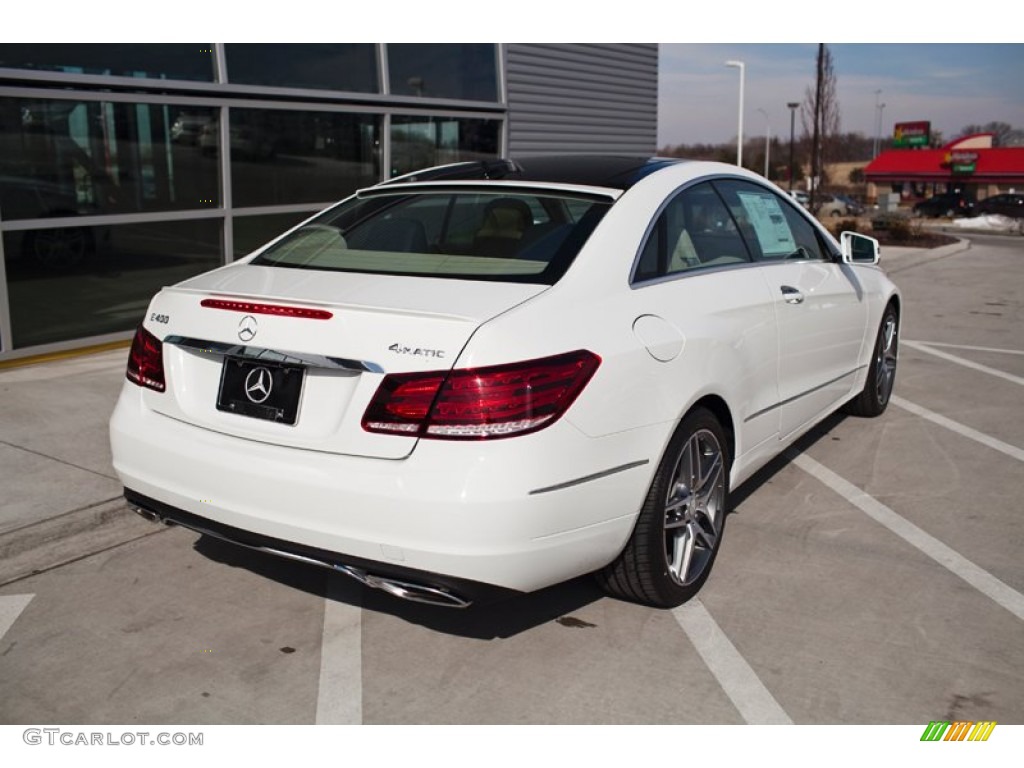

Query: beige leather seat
[474,198,533,256]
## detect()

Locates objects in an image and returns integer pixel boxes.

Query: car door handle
[780,285,804,304]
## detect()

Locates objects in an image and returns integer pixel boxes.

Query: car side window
[632,182,752,283]
[714,179,831,262]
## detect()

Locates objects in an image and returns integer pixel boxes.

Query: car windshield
[251,189,613,285]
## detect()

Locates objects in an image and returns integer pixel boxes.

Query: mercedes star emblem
[238,315,258,342]
[244,367,273,404]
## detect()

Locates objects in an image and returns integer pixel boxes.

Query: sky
[658,44,1024,148]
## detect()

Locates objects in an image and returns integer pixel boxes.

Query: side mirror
[840,231,880,265]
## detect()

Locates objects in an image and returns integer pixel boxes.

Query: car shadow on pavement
[193,535,607,640]
[727,410,847,512]
[190,411,848,640]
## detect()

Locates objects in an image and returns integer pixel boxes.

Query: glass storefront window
[0,44,214,82]
[387,44,498,102]
[3,218,222,348]
[229,108,380,208]
[224,44,378,93]
[233,211,313,258]
[390,116,500,178]
[0,98,220,221]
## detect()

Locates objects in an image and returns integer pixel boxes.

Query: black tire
[597,407,730,608]
[845,304,898,417]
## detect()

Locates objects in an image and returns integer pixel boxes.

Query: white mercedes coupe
[110,157,900,609]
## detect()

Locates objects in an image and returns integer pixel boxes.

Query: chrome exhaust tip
[129,504,162,523]
[334,564,472,609]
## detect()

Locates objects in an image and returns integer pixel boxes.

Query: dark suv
[912,192,975,218]
[975,193,1024,219]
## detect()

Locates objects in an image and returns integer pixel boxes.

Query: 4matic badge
[388,343,446,359]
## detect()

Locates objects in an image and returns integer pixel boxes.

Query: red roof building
[865,133,1024,199]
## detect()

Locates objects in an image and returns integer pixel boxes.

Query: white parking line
[0,593,34,643]
[903,341,1024,387]
[905,340,1024,356]
[789,450,1024,622]
[315,575,362,724]
[673,599,793,724]
[892,396,1024,463]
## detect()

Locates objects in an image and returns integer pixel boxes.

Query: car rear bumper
[110,384,660,598]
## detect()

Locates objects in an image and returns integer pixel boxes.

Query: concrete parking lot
[1,233,1022,725]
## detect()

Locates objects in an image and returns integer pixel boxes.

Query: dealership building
[0,43,658,361]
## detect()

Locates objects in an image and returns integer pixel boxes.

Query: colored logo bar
[920,721,997,741]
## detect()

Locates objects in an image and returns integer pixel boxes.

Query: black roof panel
[383,155,686,191]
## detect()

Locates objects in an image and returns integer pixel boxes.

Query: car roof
[381,156,688,192]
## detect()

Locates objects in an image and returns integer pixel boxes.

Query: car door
[714,179,868,439]
[630,181,781,458]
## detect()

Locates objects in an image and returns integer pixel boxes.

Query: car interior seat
[473,198,533,257]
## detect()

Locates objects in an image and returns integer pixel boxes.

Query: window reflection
[225,44,378,93]
[388,44,498,102]
[230,109,380,208]
[3,219,222,348]
[390,116,500,177]
[233,212,312,258]
[0,43,214,82]
[0,98,220,221]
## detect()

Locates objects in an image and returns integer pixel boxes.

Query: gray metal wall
[505,43,658,157]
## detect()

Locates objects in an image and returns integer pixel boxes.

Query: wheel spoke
[693,511,718,550]
[669,524,695,583]
[695,450,723,505]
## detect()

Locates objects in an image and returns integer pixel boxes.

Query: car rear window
[251,190,612,284]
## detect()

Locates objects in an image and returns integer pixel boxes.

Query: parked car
[198,121,277,160]
[816,194,855,218]
[912,191,975,218]
[789,189,810,209]
[835,194,865,217]
[170,113,211,145]
[974,193,1024,219]
[110,156,900,610]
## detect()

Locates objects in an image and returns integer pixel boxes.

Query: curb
[0,497,165,586]
[883,237,971,275]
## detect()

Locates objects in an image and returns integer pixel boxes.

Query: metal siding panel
[506,44,658,156]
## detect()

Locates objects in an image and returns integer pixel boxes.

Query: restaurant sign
[944,150,979,174]
[893,121,931,148]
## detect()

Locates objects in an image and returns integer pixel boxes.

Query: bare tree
[958,121,1021,146]
[799,44,841,208]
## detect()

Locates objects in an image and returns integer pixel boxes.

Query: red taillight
[200,298,332,320]
[362,350,601,440]
[126,325,166,392]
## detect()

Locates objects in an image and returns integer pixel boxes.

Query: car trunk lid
[142,264,546,459]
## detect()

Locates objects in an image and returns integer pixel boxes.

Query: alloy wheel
[663,429,725,586]
[876,313,898,405]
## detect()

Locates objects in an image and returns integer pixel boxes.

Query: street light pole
[757,108,770,178]
[787,101,799,191]
[725,60,745,167]
[878,102,887,154]
[872,90,882,158]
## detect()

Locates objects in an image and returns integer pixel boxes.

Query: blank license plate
[216,358,304,425]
